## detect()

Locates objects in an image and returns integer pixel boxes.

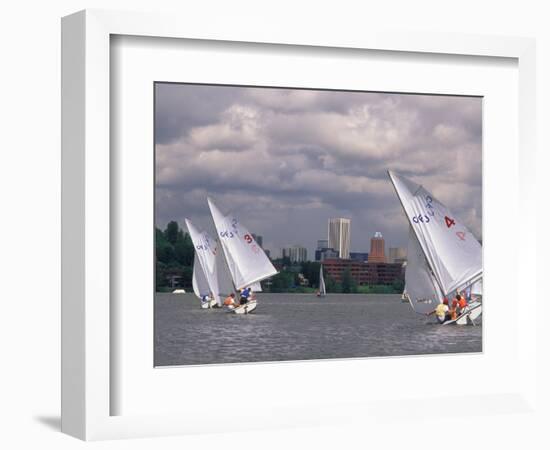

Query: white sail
[191,253,210,298]
[405,227,443,314]
[248,281,262,292]
[319,265,326,296]
[471,279,483,296]
[208,198,278,290]
[388,171,482,297]
[185,218,226,306]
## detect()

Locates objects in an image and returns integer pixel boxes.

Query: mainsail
[319,265,326,296]
[388,171,482,312]
[185,218,231,306]
[207,198,278,290]
[191,252,210,299]
[405,227,443,313]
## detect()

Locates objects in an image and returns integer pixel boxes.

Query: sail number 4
[445,216,456,228]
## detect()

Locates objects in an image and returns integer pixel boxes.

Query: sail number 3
[243,234,261,253]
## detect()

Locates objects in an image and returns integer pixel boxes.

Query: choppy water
[154,293,482,366]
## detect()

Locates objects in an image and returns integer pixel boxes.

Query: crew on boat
[427,297,451,323]
[457,292,468,315]
[450,296,459,321]
[239,287,251,305]
[201,294,210,306]
[223,293,237,308]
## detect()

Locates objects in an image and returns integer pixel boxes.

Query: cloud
[155,84,482,257]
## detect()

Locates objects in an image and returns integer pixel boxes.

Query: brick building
[322,258,403,286]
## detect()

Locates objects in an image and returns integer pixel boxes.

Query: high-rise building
[328,218,351,259]
[315,247,339,261]
[317,239,328,250]
[282,245,308,263]
[388,247,407,264]
[368,232,385,263]
[350,252,369,263]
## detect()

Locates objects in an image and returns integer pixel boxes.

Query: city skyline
[156,84,482,258]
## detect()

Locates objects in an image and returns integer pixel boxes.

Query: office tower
[388,247,407,264]
[282,245,308,263]
[369,231,386,263]
[317,239,328,250]
[328,218,351,259]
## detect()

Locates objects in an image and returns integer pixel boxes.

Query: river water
[154,293,482,366]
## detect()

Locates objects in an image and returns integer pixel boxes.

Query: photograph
[153,83,483,367]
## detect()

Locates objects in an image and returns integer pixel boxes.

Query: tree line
[155,220,404,294]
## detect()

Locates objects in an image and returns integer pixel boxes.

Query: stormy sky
[155,83,482,259]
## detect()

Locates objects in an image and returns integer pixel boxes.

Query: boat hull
[230,300,257,314]
[200,299,218,309]
[442,301,482,325]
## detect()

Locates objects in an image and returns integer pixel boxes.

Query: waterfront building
[315,247,339,261]
[368,231,386,263]
[282,245,308,263]
[322,258,403,286]
[328,218,351,259]
[350,252,369,263]
[388,247,407,264]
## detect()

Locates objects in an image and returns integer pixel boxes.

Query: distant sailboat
[207,198,278,314]
[185,218,232,309]
[388,171,482,325]
[317,265,326,297]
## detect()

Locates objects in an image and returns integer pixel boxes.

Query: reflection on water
[154,293,482,366]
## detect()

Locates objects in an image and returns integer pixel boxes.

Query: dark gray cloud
[155,84,482,258]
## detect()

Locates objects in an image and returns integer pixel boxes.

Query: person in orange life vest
[457,294,468,314]
[223,293,237,308]
[450,295,460,321]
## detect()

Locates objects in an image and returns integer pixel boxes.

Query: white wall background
[0,1,548,448]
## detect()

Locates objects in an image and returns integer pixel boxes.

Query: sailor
[450,296,459,321]
[427,298,450,324]
[239,287,251,305]
[201,295,210,306]
[223,293,237,308]
[457,293,468,315]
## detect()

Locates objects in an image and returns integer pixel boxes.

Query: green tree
[341,268,358,293]
[301,261,320,287]
[156,227,174,263]
[269,271,294,292]
[325,274,341,293]
[174,229,194,266]
[164,221,180,245]
[392,278,405,293]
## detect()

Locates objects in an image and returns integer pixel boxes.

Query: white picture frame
[61,9,537,441]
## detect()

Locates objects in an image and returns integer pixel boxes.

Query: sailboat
[207,197,278,314]
[317,264,326,297]
[185,218,233,309]
[388,171,482,325]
